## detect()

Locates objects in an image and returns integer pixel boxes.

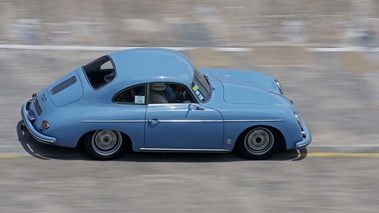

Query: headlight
[294,113,303,130]
[275,79,283,94]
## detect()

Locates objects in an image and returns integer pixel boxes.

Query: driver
[166,84,186,103]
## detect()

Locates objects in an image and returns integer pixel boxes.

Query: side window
[113,85,146,104]
[166,83,196,103]
[148,82,196,104]
[149,82,169,104]
[83,56,116,89]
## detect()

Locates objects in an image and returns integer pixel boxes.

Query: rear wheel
[238,127,278,160]
[84,130,126,160]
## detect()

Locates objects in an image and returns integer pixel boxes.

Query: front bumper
[21,99,57,145]
[295,119,312,152]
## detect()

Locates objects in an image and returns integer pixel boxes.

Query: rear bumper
[21,99,57,145]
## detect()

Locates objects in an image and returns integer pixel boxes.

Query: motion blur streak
[307,153,379,157]
[1,0,378,48]
[1,1,379,212]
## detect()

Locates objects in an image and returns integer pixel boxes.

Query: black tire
[238,127,279,160]
[84,130,127,160]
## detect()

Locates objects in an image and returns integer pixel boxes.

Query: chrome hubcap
[244,127,274,155]
[92,130,122,156]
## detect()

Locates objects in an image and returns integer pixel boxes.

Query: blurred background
[2,2,379,212]
[1,0,379,48]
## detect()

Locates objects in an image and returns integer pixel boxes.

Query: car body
[21,48,311,160]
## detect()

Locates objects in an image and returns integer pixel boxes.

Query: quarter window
[113,85,146,104]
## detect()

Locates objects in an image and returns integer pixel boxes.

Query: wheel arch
[234,125,286,151]
[77,130,132,149]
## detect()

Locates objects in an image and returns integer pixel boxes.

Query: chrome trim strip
[160,120,221,123]
[82,119,283,123]
[160,119,283,123]
[140,148,230,152]
[225,119,283,122]
[82,120,146,123]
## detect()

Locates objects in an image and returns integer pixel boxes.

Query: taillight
[42,121,50,129]
[32,93,37,98]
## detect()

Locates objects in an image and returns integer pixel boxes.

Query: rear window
[82,56,116,89]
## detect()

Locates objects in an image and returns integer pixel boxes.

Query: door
[145,103,224,149]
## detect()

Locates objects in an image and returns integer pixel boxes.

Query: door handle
[148,119,159,125]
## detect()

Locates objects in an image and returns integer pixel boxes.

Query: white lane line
[309,47,379,52]
[1,44,379,52]
[307,153,379,157]
[26,143,34,153]
[310,144,379,148]
[0,45,198,51]
[0,145,25,148]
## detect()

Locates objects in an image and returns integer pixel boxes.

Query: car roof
[108,48,195,85]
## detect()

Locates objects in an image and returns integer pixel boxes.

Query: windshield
[191,69,211,102]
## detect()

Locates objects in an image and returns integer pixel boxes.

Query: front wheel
[84,130,127,160]
[238,127,279,160]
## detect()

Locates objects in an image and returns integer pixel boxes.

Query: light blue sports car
[21,48,311,160]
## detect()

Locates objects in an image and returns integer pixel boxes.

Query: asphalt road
[1,49,379,212]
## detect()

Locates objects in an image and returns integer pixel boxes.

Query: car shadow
[16,120,307,162]
[16,120,90,160]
